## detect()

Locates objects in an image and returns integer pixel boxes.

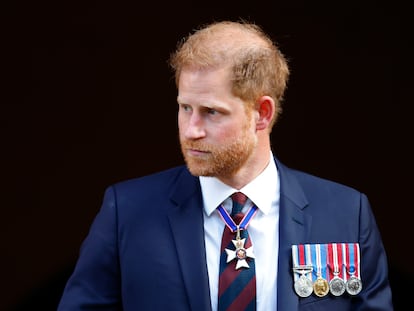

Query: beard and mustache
[179,124,257,178]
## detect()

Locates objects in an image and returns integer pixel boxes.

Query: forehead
[179,66,231,86]
[177,66,248,113]
[177,67,232,101]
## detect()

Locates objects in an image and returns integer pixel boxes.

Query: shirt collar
[200,152,279,216]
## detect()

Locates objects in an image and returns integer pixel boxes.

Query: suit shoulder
[284,164,362,196]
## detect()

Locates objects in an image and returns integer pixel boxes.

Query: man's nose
[183,114,206,139]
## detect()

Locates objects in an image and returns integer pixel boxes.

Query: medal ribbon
[327,243,344,280]
[336,243,344,279]
[313,244,327,280]
[344,243,360,279]
[305,244,314,282]
[292,244,308,282]
[217,205,258,232]
[346,243,359,277]
[355,243,360,278]
[327,243,334,280]
[341,243,348,281]
[320,244,328,280]
[298,244,305,266]
[291,245,299,282]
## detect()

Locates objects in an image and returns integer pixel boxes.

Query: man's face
[177,66,257,179]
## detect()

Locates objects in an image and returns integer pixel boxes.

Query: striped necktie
[218,192,256,311]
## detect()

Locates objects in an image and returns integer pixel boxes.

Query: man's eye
[180,104,191,112]
[207,108,217,115]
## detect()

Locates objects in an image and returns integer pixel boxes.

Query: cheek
[214,125,242,142]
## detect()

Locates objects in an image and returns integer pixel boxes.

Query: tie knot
[231,192,248,216]
[231,192,247,205]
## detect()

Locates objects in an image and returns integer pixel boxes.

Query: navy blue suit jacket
[58,158,393,310]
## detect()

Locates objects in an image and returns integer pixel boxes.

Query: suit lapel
[167,169,212,311]
[275,158,312,311]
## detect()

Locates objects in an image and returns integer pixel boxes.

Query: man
[57,20,393,310]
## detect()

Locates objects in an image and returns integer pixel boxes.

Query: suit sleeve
[356,193,393,310]
[57,186,122,310]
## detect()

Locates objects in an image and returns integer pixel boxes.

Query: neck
[219,139,271,189]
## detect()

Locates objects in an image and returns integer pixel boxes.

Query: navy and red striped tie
[218,192,256,311]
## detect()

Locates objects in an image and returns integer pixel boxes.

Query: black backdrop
[2,1,412,310]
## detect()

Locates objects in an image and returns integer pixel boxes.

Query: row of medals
[293,265,362,298]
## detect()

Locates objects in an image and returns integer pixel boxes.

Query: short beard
[180,126,256,178]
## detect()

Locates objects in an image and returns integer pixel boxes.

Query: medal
[345,276,362,296]
[313,276,329,297]
[327,243,346,296]
[293,242,363,298]
[344,243,363,295]
[217,205,258,270]
[312,244,329,297]
[294,271,313,297]
[292,245,313,297]
[329,276,346,296]
[346,275,362,295]
[224,225,255,269]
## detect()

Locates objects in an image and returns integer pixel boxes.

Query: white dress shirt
[200,153,280,311]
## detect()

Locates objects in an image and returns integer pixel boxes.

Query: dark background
[2,1,412,310]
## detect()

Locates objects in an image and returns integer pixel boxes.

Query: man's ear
[255,96,275,131]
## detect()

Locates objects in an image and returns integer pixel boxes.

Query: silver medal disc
[329,277,346,296]
[345,276,362,295]
[294,275,313,297]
